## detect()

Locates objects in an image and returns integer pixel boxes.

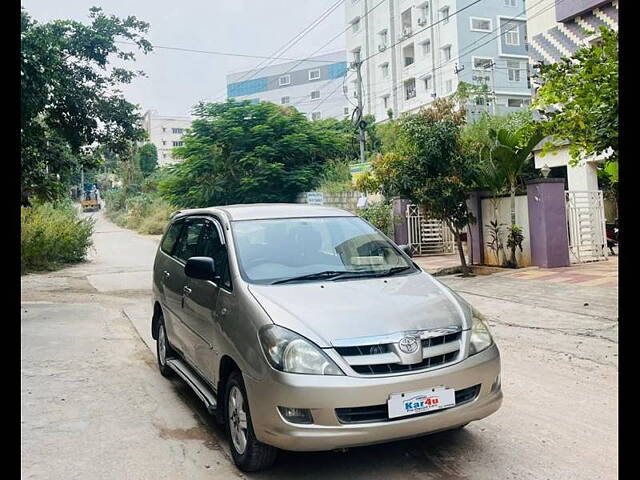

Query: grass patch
[104,190,172,235]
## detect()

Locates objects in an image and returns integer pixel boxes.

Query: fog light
[278,406,313,424]
[491,375,501,392]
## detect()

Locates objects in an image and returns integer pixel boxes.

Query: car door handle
[220,308,227,316]
[163,270,171,279]
[183,286,192,295]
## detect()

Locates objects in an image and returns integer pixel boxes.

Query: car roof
[172,203,356,221]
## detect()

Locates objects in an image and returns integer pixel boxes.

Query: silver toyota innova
[151,203,502,472]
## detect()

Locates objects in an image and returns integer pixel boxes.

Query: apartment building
[525,0,618,193]
[345,0,532,121]
[142,110,193,166]
[226,51,350,121]
[526,0,617,65]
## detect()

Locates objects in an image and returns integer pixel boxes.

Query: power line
[114,41,340,63]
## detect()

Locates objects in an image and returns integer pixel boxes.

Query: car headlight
[469,308,494,355]
[258,325,344,375]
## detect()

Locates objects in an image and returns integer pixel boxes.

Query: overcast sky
[21,0,346,117]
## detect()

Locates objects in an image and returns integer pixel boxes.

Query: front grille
[335,331,462,376]
[351,351,458,374]
[335,384,481,424]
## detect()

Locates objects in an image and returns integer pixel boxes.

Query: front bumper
[244,344,502,451]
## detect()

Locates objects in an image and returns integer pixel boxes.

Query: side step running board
[166,358,218,414]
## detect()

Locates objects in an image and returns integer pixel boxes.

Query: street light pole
[354,60,367,164]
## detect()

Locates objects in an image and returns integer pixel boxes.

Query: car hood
[247,272,471,348]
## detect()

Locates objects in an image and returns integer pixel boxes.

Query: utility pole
[489,61,497,116]
[353,60,367,164]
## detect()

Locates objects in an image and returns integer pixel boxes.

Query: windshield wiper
[332,265,413,281]
[271,270,348,285]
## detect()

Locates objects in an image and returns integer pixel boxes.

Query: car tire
[156,316,175,378]
[225,370,278,472]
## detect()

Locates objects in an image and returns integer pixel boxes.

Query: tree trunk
[454,228,470,277]
[491,197,506,267]
[510,184,516,227]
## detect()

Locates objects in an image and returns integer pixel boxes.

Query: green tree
[158,100,352,207]
[534,26,618,165]
[479,127,543,267]
[138,143,159,176]
[21,7,152,204]
[360,107,476,276]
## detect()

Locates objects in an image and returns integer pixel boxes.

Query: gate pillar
[526,178,570,268]
[392,198,411,245]
[466,191,485,265]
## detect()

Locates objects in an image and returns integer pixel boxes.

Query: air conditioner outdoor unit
[378,44,387,52]
[417,17,427,26]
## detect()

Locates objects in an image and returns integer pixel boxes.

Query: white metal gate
[406,204,456,255]
[565,190,608,263]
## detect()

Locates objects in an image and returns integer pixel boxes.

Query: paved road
[21,211,618,479]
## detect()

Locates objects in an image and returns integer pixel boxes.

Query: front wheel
[225,370,278,472]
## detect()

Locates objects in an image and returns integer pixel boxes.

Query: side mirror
[185,257,217,281]
[399,244,414,258]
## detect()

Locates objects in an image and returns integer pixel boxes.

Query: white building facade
[142,110,194,166]
[226,51,350,121]
[345,0,532,121]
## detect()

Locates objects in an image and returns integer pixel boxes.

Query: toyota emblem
[398,335,420,354]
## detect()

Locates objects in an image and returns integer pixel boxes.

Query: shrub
[358,201,395,237]
[318,159,354,193]
[104,190,172,235]
[21,202,94,273]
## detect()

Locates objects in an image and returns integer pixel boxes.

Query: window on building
[507,60,521,82]
[440,7,450,24]
[401,8,412,34]
[508,98,526,108]
[420,40,431,56]
[309,69,321,81]
[162,127,166,132]
[378,29,388,48]
[417,2,429,24]
[172,141,183,147]
[281,96,290,104]
[442,45,452,61]
[472,57,492,84]
[403,43,415,67]
[423,75,433,92]
[351,17,361,33]
[470,17,492,32]
[446,79,453,93]
[505,24,520,45]
[380,62,389,78]
[504,0,516,6]
[344,107,350,116]
[311,112,322,121]
[404,78,416,100]
[162,141,166,146]
[171,128,183,134]
[311,90,321,100]
[279,75,291,86]
[382,95,390,109]
[473,57,493,70]
[343,85,348,94]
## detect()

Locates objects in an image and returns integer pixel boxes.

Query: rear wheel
[225,370,278,472]
[156,316,175,377]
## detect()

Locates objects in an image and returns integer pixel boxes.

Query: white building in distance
[345,0,532,121]
[142,110,194,166]
[226,51,350,121]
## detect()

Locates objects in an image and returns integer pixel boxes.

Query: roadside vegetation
[21,201,94,274]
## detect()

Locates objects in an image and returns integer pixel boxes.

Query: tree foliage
[158,101,354,207]
[21,7,152,204]
[357,104,475,274]
[534,26,618,165]
[138,143,159,176]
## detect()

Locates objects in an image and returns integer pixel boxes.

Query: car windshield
[231,216,414,285]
